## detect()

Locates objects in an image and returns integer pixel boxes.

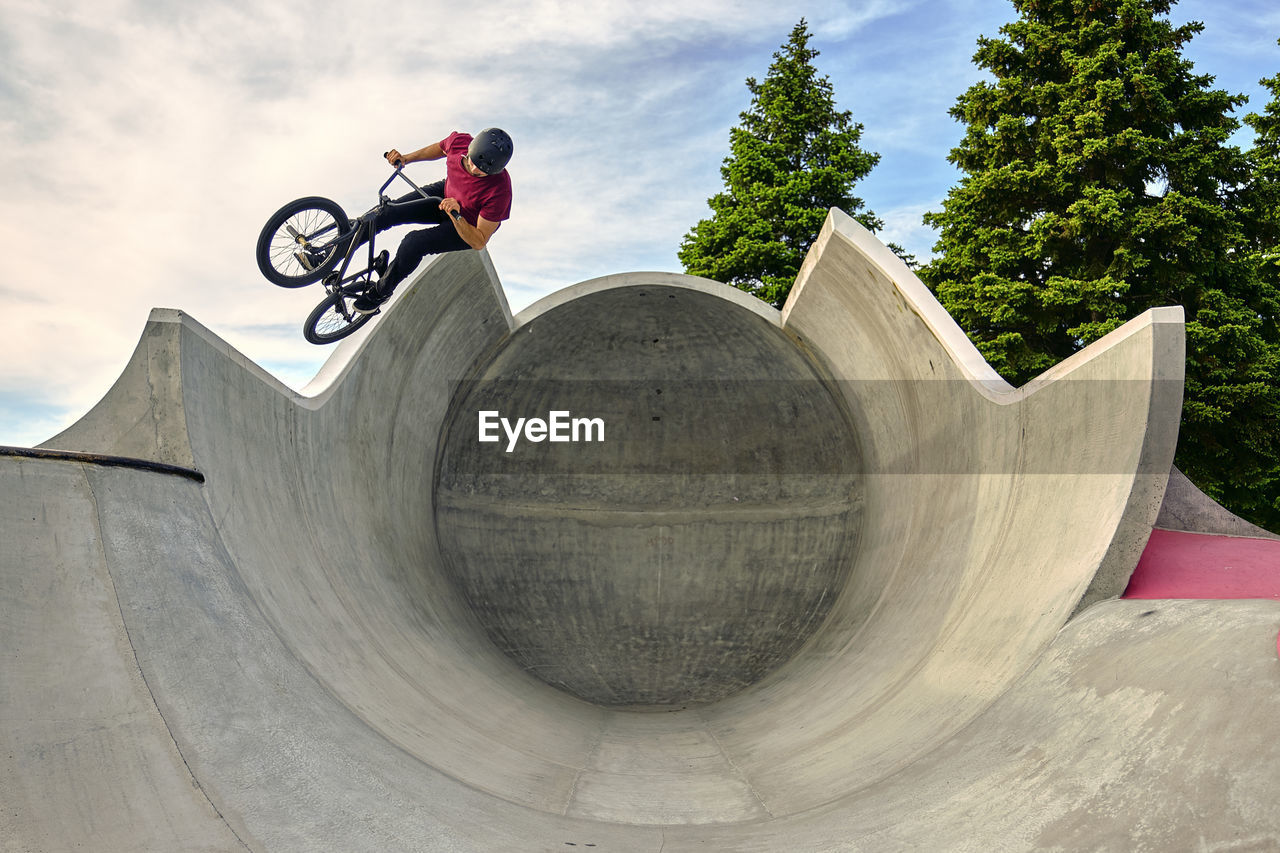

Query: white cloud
[1,0,1275,445]
[0,0,805,444]
[877,202,941,263]
[806,0,921,40]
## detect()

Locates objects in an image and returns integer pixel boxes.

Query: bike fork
[325,220,371,292]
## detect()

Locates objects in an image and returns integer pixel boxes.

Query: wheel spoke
[317,302,347,335]
[304,290,373,344]
[257,198,347,286]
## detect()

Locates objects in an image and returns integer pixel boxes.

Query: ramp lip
[512,271,782,330]
[1,444,205,482]
[786,209,1187,405]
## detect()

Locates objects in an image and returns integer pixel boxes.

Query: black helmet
[467,127,513,175]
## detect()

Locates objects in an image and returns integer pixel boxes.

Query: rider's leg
[352,224,468,312]
[380,224,469,291]
[371,181,448,231]
[329,181,449,257]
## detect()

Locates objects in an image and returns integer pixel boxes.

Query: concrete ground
[3,211,1278,851]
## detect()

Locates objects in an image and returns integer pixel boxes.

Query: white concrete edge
[145,308,310,403]
[513,271,782,330]
[1152,525,1280,541]
[49,253,511,455]
[1021,305,1185,389]
[790,208,1187,403]
[299,250,513,400]
[784,208,1012,396]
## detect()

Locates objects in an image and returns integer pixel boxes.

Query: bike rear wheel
[303,289,376,344]
[256,196,349,287]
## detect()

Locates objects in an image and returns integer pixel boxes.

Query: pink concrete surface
[1125,527,1280,661]
[1125,528,1280,601]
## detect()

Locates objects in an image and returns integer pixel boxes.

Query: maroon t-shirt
[440,131,512,227]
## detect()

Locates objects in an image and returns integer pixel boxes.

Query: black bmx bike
[255,160,454,344]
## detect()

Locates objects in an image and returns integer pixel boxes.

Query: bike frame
[321,167,443,298]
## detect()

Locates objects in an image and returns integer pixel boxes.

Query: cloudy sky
[2,0,1278,447]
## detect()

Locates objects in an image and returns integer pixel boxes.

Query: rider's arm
[453,214,501,251]
[385,143,445,165]
[437,197,500,250]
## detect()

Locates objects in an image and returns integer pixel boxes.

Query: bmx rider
[350,127,513,314]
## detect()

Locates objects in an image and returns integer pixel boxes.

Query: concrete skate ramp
[5,211,1280,850]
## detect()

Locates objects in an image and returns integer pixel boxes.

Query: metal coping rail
[0,445,206,483]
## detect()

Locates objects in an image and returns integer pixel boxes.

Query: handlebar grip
[383,151,403,167]
[450,209,462,221]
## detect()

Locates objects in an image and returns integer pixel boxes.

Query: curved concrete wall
[6,212,1278,850]
[435,283,863,707]
[1157,465,1279,539]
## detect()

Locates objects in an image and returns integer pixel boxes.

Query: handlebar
[381,152,462,222]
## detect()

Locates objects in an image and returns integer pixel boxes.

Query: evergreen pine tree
[1231,54,1280,524]
[1244,47,1280,258]
[680,19,888,308]
[921,0,1280,528]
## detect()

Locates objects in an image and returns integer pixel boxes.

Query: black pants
[360,180,469,290]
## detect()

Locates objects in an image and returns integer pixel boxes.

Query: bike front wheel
[256,196,349,287]
[303,289,376,345]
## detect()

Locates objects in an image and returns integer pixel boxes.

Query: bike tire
[303,290,375,345]
[256,196,349,288]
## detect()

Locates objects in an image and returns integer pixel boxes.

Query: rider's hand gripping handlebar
[382,151,458,220]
